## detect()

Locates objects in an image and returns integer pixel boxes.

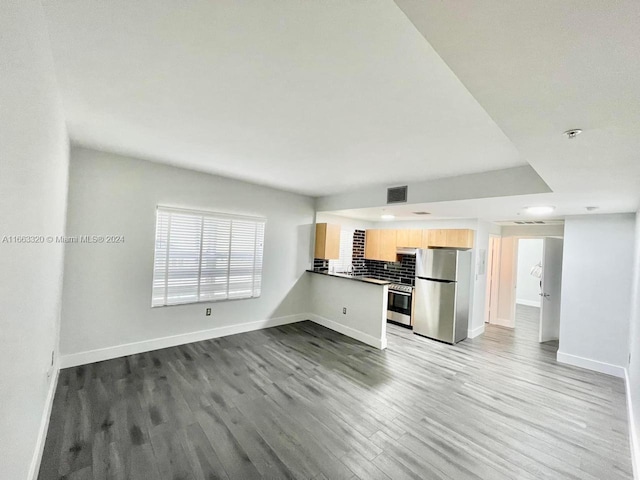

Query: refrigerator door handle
[416,276,456,284]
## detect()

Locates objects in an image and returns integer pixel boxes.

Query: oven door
[388,290,412,326]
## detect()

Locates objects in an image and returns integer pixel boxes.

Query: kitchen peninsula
[306,270,389,349]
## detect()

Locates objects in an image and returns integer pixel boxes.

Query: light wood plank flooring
[39,305,632,479]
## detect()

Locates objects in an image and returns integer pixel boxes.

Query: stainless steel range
[387,283,413,328]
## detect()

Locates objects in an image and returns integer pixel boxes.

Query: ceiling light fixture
[563,128,582,139]
[381,214,395,220]
[524,206,555,215]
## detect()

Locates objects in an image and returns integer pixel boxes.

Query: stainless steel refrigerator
[414,248,472,344]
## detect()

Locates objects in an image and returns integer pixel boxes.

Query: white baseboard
[307,313,386,350]
[59,314,306,368]
[516,299,541,307]
[556,351,626,378]
[28,362,59,480]
[468,324,485,339]
[625,369,640,480]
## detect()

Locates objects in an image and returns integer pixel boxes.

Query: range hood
[396,247,418,255]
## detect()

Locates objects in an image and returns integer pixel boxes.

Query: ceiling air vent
[413,211,431,215]
[387,186,408,204]
[514,221,546,225]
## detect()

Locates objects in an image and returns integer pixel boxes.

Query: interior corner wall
[59,147,315,364]
[468,220,499,337]
[0,1,69,478]
[627,210,640,475]
[558,214,635,377]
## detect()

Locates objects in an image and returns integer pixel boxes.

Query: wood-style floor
[39,305,632,480]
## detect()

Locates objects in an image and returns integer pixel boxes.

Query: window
[329,229,354,274]
[151,206,265,307]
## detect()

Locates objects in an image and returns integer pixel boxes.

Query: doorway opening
[484,236,564,346]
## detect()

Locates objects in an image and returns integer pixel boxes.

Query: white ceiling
[390,0,640,218]
[42,0,520,196]
[42,0,640,218]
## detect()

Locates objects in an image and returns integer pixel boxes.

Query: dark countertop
[305,270,391,286]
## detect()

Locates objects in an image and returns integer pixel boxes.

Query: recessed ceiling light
[563,129,582,139]
[381,214,395,220]
[524,206,555,215]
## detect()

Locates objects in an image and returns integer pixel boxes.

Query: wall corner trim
[28,362,60,480]
[59,314,307,368]
[625,369,640,480]
[307,313,387,350]
[556,351,626,378]
[468,324,485,339]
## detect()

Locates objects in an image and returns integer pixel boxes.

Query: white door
[539,237,564,343]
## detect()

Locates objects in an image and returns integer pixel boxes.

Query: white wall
[315,213,375,231]
[558,214,635,377]
[60,147,315,365]
[501,223,564,238]
[627,209,640,475]
[470,221,501,336]
[0,2,69,478]
[516,239,543,307]
[316,165,551,212]
[308,273,388,349]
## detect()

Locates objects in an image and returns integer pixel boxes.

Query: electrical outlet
[206,308,211,316]
[343,307,347,315]
[383,264,388,270]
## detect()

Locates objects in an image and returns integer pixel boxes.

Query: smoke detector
[563,129,582,139]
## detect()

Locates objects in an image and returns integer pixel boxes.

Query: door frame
[486,234,564,336]
[484,234,501,325]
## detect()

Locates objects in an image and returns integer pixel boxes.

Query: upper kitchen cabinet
[314,223,340,259]
[426,229,474,249]
[365,229,397,261]
[396,229,423,248]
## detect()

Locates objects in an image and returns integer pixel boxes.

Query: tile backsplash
[352,230,368,276]
[313,258,328,270]
[365,254,416,285]
[356,230,415,284]
[312,229,416,284]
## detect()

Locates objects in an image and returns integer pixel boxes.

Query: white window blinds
[152,207,265,307]
[329,229,354,274]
